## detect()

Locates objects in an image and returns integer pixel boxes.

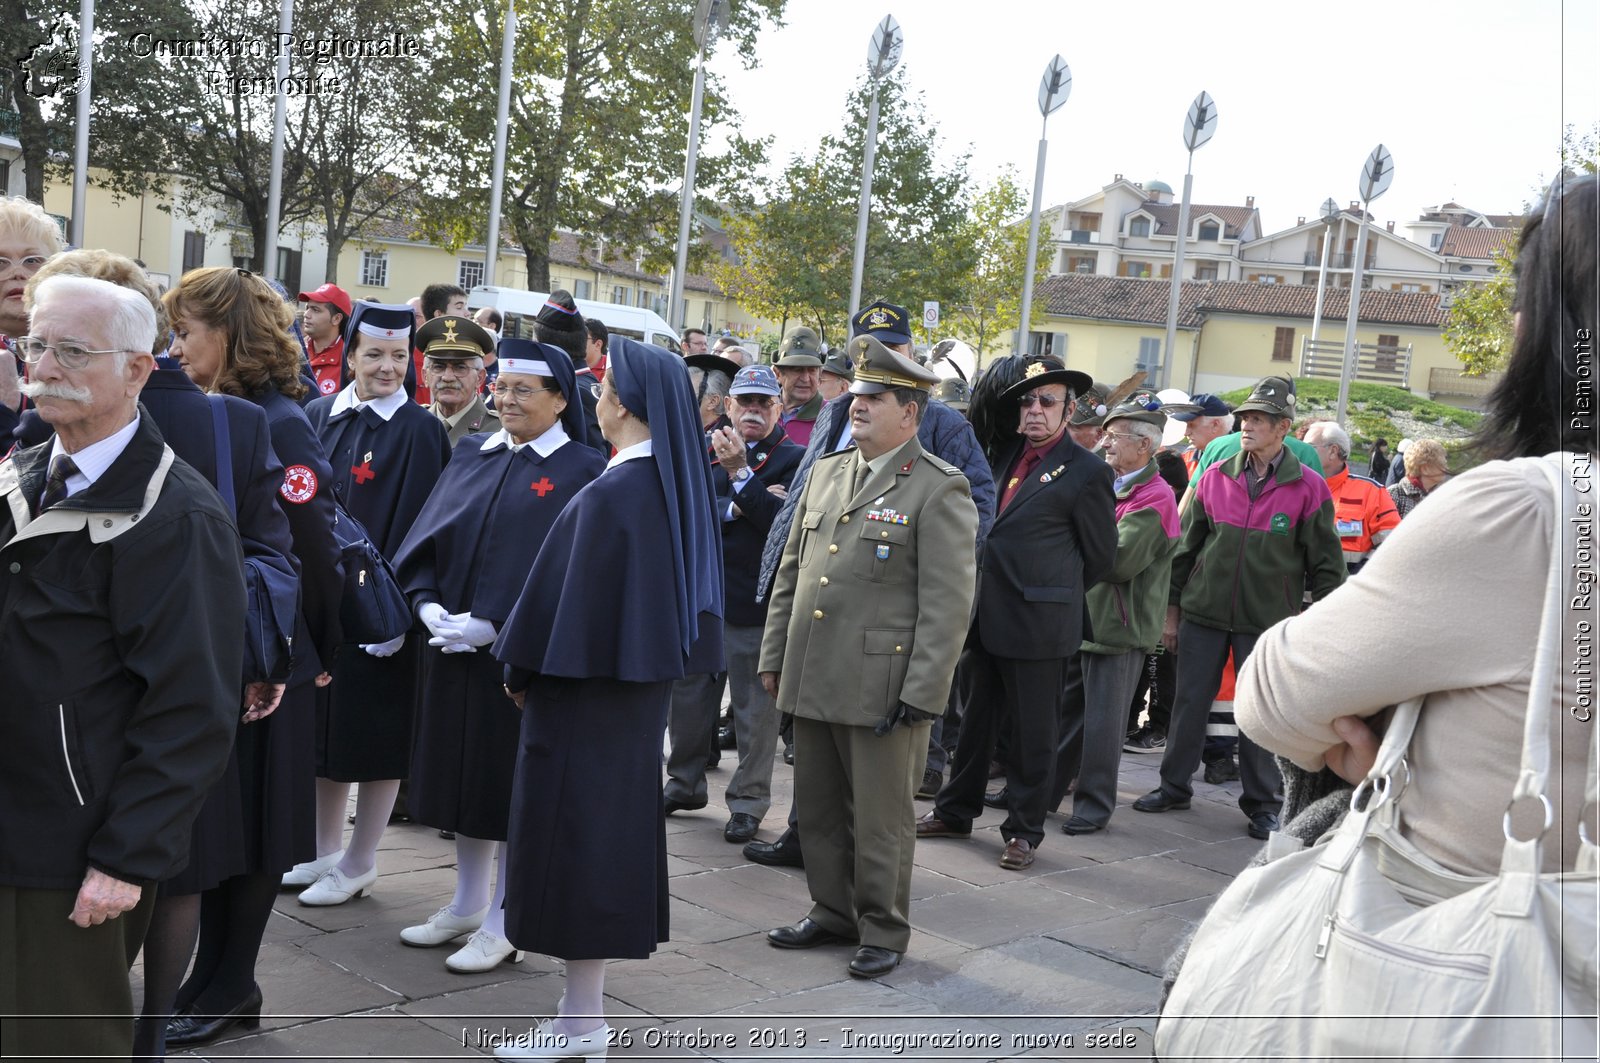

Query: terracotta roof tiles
[1039,275,1444,328]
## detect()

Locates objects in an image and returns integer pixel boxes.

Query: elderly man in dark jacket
[0,275,245,1060]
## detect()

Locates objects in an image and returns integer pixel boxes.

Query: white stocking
[555,958,606,1037]
[450,834,495,917]
[337,779,400,877]
[314,778,351,858]
[480,842,509,939]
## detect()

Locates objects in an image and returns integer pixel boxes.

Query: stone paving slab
[139,745,1263,1061]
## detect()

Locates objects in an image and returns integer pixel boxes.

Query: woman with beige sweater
[1236,172,1597,875]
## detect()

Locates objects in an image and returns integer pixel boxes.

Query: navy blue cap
[1169,392,1232,422]
[851,300,913,346]
[344,301,416,350]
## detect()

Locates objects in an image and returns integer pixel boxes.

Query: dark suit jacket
[712,424,804,627]
[974,433,1117,660]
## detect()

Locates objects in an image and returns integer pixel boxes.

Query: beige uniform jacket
[436,394,500,447]
[760,436,977,727]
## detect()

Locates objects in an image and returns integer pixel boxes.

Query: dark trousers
[935,643,1064,848]
[1127,649,1175,735]
[924,656,970,776]
[0,882,157,1061]
[664,670,725,805]
[1158,620,1281,815]
[1058,649,1147,827]
[794,716,928,951]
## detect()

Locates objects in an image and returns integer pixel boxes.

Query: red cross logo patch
[280,465,318,504]
[530,476,555,497]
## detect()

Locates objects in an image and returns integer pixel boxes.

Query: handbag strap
[208,395,236,512]
[1493,454,1578,906]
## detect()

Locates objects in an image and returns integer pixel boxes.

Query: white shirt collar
[479,420,570,458]
[330,381,410,421]
[49,414,142,497]
[605,437,652,471]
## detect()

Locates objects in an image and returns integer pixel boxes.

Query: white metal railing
[1299,336,1411,388]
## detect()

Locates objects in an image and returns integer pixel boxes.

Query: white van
[467,286,682,353]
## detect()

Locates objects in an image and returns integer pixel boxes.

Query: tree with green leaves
[4,0,202,206]
[716,64,972,344]
[934,168,1049,362]
[1443,124,1596,375]
[415,0,784,297]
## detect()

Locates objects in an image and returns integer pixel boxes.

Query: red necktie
[999,446,1044,512]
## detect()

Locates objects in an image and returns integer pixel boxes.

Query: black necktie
[39,453,80,511]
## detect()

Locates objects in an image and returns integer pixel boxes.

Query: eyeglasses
[490,382,557,402]
[1103,432,1143,445]
[1017,393,1064,409]
[0,255,47,274]
[427,359,484,374]
[732,394,776,407]
[17,336,128,370]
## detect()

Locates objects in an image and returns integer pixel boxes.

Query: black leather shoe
[664,795,707,816]
[724,812,760,844]
[783,745,794,765]
[718,723,737,749]
[982,786,1008,809]
[165,984,263,1047]
[1060,816,1104,835]
[1132,789,1191,813]
[848,945,903,978]
[1247,811,1280,840]
[768,917,855,949]
[1204,756,1239,784]
[744,828,804,867]
[916,769,942,799]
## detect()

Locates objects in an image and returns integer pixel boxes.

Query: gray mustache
[19,380,91,403]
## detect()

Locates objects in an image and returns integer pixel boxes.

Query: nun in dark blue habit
[490,338,723,1059]
[293,302,451,907]
[391,340,604,974]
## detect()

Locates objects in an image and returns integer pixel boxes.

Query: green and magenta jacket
[1170,446,1346,634]
[1083,460,1180,654]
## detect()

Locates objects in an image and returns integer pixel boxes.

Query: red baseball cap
[298,283,352,318]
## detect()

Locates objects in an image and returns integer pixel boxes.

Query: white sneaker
[297,864,377,906]
[280,850,342,890]
[494,1019,610,1060]
[401,905,487,948]
[445,928,524,973]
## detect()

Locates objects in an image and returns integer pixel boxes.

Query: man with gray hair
[0,275,246,1058]
[1304,419,1399,574]
[1053,393,1179,835]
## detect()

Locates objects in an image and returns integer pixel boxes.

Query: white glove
[437,641,477,654]
[443,610,497,648]
[361,634,407,658]
[417,602,462,642]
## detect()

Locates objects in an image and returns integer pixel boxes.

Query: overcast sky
[712,0,1597,233]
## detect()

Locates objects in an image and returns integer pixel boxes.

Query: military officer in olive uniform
[418,315,499,445]
[760,337,977,980]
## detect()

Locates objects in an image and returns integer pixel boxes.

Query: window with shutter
[1271,326,1294,362]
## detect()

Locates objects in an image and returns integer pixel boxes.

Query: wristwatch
[731,467,753,485]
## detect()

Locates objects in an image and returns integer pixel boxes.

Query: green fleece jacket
[1170,446,1346,634]
[1083,460,1180,654]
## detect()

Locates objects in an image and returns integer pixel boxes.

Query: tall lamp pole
[1335,144,1394,426]
[68,0,95,247]
[262,0,293,278]
[484,0,517,288]
[1308,197,1340,347]
[1015,54,1071,357]
[669,0,727,330]
[848,15,903,321]
[1158,91,1217,390]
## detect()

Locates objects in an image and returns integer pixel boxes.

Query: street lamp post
[1308,197,1340,347]
[847,15,903,321]
[484,0,517,289]
[262,0,293,278]
[68,0,95,247]
[1335,144,1395,426]
[1158,91,1217,390]
[669,0,728,331]
[1015,55,1071,357]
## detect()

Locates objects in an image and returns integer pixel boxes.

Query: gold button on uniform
[819,577,829,586]
[840,515,850,524]
[895,645,903,652]
[813,609,824,619]
[828,544,839,554]
[880,531,889,538]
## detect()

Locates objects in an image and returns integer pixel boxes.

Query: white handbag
[1158,455,1599,1062]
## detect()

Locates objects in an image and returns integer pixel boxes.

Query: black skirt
[162,677,318,896]
[408,648,520,839]
[315,636,422,782]
[503,675,671,961]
